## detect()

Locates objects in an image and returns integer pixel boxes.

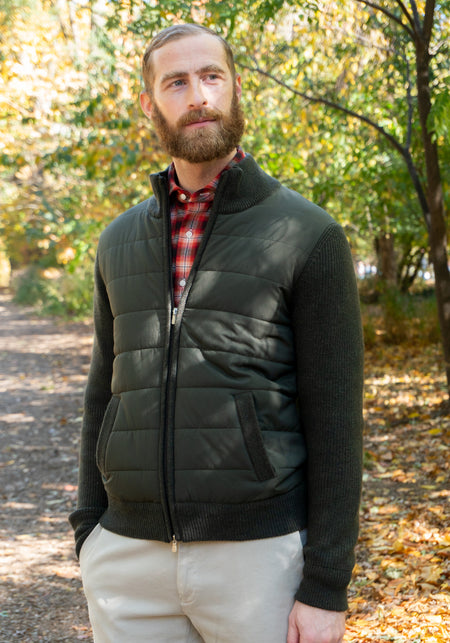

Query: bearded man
[70,23,364,643]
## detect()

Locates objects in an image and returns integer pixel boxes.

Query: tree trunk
[375,233,397,287]
[398,246,426,293]
[415,2,450,394]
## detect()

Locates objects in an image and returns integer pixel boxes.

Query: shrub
[13,262,94,319]
[361,288,439,347]
[381,287,413,344]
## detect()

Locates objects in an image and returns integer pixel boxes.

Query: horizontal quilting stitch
[105,269,165,287]
[114,347,163,358]
[176,347,293,367]
[208,229,313,252]
[189,268,285,288]
[181,306,291,326]
[99,235,162,258]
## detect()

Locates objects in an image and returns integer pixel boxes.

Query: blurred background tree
[1,0,449,384]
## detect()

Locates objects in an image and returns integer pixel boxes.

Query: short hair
[141,23,236,93]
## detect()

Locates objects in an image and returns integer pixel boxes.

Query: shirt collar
[168,147,246,201]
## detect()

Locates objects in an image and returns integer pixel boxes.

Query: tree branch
[240,60,406,157]
[353,0,415,38]
[324,21,393,55]
[403,53,414,149]
[392,0,417,32]
[423,0,436,43]
[409,0,423,36]
[239,59,432,232]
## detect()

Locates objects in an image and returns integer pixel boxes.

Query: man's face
[140,34,245,163]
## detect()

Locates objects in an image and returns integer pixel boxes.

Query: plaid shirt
[168,147,245,306]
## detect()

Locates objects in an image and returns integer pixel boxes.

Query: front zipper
[157,177,179,549]
[157,172,228,551]
[163,297,186,549]
[163,301,181,546]
[159,179,196,550]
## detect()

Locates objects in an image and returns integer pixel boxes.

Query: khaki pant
[80,525,306,643]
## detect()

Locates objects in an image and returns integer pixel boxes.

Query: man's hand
[287,601,346,643]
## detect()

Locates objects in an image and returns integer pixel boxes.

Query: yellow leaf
[421,565,443,584]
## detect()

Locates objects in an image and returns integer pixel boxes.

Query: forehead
[151,33,230,83]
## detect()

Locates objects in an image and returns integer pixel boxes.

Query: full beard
[151,94,245,163]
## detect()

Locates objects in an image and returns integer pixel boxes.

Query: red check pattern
[168,147,245,306]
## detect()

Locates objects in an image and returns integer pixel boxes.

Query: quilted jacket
[70,155,364,611]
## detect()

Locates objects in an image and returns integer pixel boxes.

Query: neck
[172,150,237,193]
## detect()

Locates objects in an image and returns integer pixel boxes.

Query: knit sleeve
[68,252,114,557]
[292,223,364,611]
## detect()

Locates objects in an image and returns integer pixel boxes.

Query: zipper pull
[171,307,178,325]
[171,535,178,553]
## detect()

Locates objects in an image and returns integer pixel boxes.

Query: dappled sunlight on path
[0,294,93,641]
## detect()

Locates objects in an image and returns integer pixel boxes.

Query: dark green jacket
[70,155,364,612]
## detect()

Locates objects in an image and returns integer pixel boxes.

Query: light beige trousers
[80,525,306,643]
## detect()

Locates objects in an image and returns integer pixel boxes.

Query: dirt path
[0,293,93,642]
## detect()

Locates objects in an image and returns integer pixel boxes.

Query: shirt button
[186,230,193,238]
[179,193,188,202]
[179,279,186,287]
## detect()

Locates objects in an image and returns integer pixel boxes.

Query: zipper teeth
[164,305,181,541]
[159,180,177,544]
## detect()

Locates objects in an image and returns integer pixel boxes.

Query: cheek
[159,101,182,124]
[211,89,234,111]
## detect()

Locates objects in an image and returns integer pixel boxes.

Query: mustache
[177,108,222,128]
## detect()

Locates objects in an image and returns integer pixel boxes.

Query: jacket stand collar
[148,155,280,219]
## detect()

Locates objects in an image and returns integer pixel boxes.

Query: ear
[140,91,153,118]
[235,74,242,101]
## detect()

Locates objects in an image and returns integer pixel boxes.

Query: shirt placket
[176,204,196,305]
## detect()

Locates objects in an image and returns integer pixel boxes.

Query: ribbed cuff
[295,564,351,612]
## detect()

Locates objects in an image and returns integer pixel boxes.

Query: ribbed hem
[98,485,307,544]
[177,486,307,541]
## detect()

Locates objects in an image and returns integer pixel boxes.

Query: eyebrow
[160,64,227,85]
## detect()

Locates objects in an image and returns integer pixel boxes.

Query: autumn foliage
[347,343,449,642]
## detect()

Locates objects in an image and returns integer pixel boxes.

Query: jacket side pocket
[96,395,120,475]
[234,392,276,481]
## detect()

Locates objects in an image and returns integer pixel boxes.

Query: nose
[187,78,207,109]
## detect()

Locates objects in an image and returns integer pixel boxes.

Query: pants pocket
[234,392,276,481]
[79,523,103,573]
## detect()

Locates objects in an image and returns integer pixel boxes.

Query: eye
[203,73,221,82]
[172,79,185,87]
